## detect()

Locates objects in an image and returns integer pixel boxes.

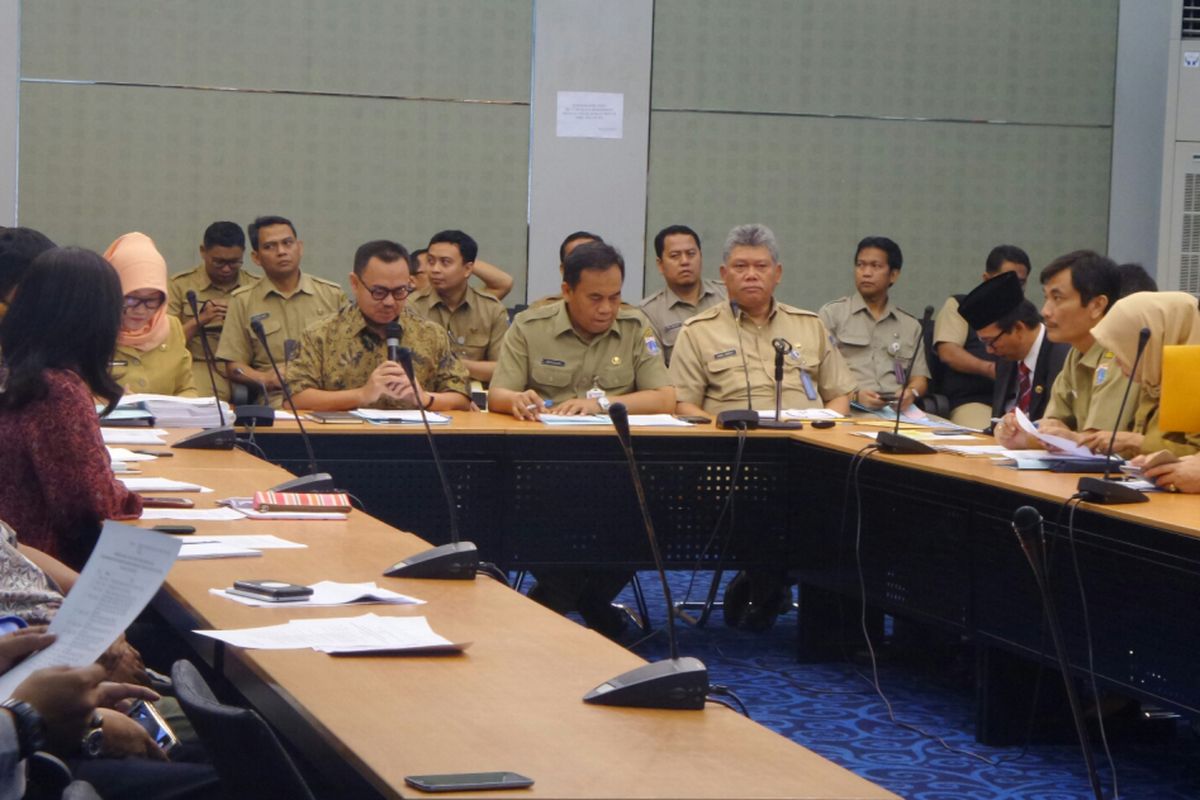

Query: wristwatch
[80,711,104,758]
[1,699,46,760]
[596,395,612,414]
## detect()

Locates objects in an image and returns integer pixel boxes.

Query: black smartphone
[675,415,712,425]
[404,772,534,792]
[228,580,314,602]
[151,525,196,534]
[126,699,180,754]
[811,419,836,429]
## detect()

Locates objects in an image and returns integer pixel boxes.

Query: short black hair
[409,248,427,273]
[248,216,296,251]
[1040,250,1120,314]
[654,225,701,259]
[563,241,624,289]
[0,226,57,300]
[559,230,603,265]
[855,236,903,271]
[353,240,410,278]
[985,244,1032,275]
[993,299,1042,333]
[0,247,124,413]
[428,229,478,264]
[1117,263,1158,296]
[202,221,245,250]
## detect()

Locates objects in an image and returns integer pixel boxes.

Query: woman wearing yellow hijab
[105,232,197,396]
[1090,291,1200,460]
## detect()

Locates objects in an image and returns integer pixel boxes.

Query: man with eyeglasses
[167,221,261,399]
[819,236,928,410]
[290,240,471,411]
[216,215,345,405]
[955,271,1069,430]
[408,229,509,384]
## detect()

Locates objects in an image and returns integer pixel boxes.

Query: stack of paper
[120,394,233,428]
[212,580,423,607]
[119,477,212,493]
[102,428,167,446]
[757,408,845,421]
[194,612,466,654]
[351,408,450,424]
[177,534,307,560]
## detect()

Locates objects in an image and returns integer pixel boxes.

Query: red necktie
[1017,362,1032,413]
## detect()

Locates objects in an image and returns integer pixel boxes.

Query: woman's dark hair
[0,247,124,413]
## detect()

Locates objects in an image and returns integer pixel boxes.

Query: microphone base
[234,405,275,427]
[716,409,759,430]
[172,426,237,451]
[384,541,479,580]
[1077,477,1149,505]
[876,431,937,454]
[583,657,709,710]
[758,419,802,430]
[269,473,337,493]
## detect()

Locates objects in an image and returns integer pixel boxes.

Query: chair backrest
[170,660,317,800]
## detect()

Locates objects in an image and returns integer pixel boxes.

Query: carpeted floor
[552,570,1200,800]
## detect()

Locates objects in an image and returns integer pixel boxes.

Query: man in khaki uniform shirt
[408,229,509,384]
[528,230,603,309]
[215,216,345,406]
[995,250,1148,450]
[671,224,855,417]
[819,236,928,410]
[167,221,261,399]
[490,242,674,419]
[638,224,725,365]
[290,240,470,411]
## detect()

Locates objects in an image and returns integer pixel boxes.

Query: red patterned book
[253,491,353,513]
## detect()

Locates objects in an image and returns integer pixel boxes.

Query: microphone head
[922,305,935,321]
[772,337,791,354]
[608,401,628,427]
[385,321,403,343]
[186,289,199,311]
[1137,326,1151,348]
[395,345,415,378]
[250,318,265,338]
[1012,505,1042,532]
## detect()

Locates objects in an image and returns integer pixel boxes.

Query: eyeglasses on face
[978,328,1011,349]
[123,294,165,311]
[366,284,416,301]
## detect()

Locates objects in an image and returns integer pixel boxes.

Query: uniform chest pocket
[598,362,635,392]
[531,362,573,388]
[457,331,492,359]
[834,330,870,348]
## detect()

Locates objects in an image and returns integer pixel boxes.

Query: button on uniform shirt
[408,285,509,366]
[669,301,857,414]
[216,273,346,404]
[288,305,470,408]
[167,264,262,399]
[1044,341,1144,432]
[490,303,669,404]
[638,279,727,365]
[111,316,198,396]
[818,293,929,396]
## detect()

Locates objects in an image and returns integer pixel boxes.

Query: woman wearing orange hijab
[105,232,197,396]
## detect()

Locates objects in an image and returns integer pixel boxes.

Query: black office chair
[170,660,317,800]
[918,312,951,418]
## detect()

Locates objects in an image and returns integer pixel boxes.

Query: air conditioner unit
[1159,0,1200,295]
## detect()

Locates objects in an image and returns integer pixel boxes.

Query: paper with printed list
[0,522,181,698]
[194,613,466,654]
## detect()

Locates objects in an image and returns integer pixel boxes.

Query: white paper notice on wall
[556,91,624,139]
[1185,51,1200,68]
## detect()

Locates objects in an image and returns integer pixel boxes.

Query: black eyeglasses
[366,284,416,301]
[123,295,165,311]
[978,328,1011,349]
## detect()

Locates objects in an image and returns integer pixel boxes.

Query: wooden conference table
[246,413,1200,744]
[138,437,899,800]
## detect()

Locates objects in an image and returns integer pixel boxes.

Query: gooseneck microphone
[173,291,237,450]
[584,403,708,709]
[1010,506,1105,800]
[1077,327,1152,504]
[759,337,802,430]
[385,320,403,363]
[383,346,479,579]
[249,318,334,492]
[716,301,760,430]
[877,305,936,455]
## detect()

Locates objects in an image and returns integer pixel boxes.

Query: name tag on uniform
[713,349,737,360]
[109,360,128,368]
[801,371,817,401]
[541,358,566,367]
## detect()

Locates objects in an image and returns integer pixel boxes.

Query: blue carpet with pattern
[564,571,1200,800]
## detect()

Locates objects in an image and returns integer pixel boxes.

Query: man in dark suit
[957,271,1070,428]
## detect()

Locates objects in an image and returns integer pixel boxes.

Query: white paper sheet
[211,581,423,608]
[626,414,692,427]
[556,91,624,139]
[118,477,212,493]
[757,408,846,421]
[538,414,610,426]
[0,523,180,698]
[106,447,157,462]
[179,543,262,560]
[101,429,167,445]
[194,613,463,654]
[1013,408,1092,456]
[173,535,306,549]
[140,508,246,521]
[351,409,449,424]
